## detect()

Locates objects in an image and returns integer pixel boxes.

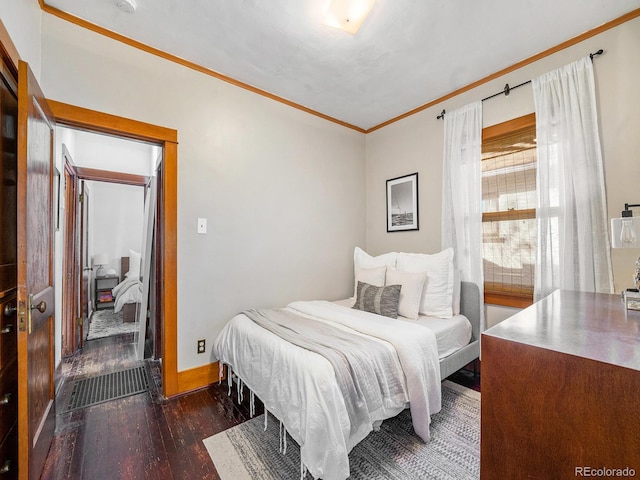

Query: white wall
[0,0,42,80]
[365,17,640,326]
[37,14,366,371]
[87,181,145,279]
[70,128,158,177]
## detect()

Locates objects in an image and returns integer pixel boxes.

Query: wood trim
[366,8,640,133]
[0,20,20,74]
[484,291,533,309]
[482,208,536,223]
[176,361,222,395]
[483,113,536,142]
[162,140,179,397]
[36,3,640,134]
[61,164,77,357]
[38,3,366,134]
[74,166,149,186]
[48,100,177,143]
[49,101,180,398]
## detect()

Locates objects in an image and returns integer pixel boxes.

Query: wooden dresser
[481,290,640,479]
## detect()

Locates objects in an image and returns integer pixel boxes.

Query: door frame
[61,157,78,357]
[49,100,179,398]
[63,160,151,356]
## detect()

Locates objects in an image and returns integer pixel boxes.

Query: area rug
[87,309,137,340]
[203,380,480,480]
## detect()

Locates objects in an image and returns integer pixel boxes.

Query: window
[482,113,536,308]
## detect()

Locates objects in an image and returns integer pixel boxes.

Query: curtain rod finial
[590,49,604,61]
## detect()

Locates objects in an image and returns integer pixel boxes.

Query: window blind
[481,115,537,303]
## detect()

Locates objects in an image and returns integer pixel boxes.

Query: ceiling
[43,0,640,131]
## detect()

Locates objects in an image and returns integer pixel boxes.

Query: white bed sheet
[333,298,472,359]
[111,276,142,313]
[214,300,441,480]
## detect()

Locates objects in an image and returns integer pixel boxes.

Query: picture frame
[386,172,419,232]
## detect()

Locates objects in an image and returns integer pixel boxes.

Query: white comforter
[213,300,441,480]
[111,276,142,313]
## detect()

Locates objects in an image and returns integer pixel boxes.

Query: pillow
[396,248,454,318]
[355,266,386,291]
[128,249,141,279]
[385,269,428,320]
[353,247,397,296]
[352,281,401,319]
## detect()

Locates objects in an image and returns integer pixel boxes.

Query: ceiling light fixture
[116,0,137,14]
[323,0,375,34]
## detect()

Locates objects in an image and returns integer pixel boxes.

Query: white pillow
[355,266,386,291]
[353,247,397,296]
[385,269,428,320]
[128,249,141,279]
[396,248,454,318]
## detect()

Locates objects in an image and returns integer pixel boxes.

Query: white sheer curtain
[442,101,484,330]
[532,56,613,301]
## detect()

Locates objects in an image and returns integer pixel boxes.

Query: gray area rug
[87,309,137,340]
[203,380,480,480]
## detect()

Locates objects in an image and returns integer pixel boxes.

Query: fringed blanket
[243,308,408,442]
[214,300,441,480]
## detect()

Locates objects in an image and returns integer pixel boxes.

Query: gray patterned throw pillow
[352,281,401,318]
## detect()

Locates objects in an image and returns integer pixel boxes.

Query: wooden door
[16,60,55,480]
[79,181,89,348]
[61,161,78,357]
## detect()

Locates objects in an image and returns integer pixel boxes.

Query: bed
[213,248,481,480]
[112,254,142,323]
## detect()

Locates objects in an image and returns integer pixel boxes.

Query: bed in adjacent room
[213,247,481,480]
[112,252,142,323]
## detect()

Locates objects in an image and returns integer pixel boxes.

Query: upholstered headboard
[439,280,482,380]
[459,281,481,342]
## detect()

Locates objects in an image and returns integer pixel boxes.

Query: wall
[70,128,159,177]
[36,14,366,371]
[365,17,640,325]
[87,181,144,279]
[0,0,42,79]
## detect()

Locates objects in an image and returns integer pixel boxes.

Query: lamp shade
[92,253,108,266]
[611,217,640,248]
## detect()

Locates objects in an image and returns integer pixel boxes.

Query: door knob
[31,300,46,313]
[2,305,16,318]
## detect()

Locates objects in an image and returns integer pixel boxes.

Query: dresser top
[483,290,640,371]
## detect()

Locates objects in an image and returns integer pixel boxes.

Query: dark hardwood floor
[41,333,479,479]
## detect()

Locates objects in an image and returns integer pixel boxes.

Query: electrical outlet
[197,339,206,354]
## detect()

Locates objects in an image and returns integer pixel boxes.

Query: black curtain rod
[436,49,604,120]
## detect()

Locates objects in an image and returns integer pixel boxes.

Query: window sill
[484,292,533,309]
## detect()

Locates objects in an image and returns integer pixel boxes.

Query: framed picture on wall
[386,172,419,232]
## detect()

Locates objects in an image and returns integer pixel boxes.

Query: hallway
[40,332,251,480]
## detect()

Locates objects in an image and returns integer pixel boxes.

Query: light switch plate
[197,218,207,234]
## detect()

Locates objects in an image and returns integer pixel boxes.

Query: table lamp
[92,253,108,277]
[610,203,640,289]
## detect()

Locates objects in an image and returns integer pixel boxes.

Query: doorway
[50,100,178,398]
[59,127,158,367]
